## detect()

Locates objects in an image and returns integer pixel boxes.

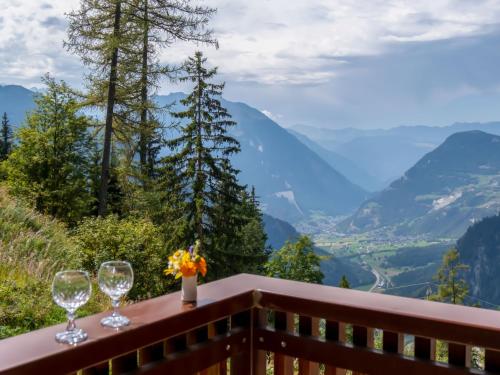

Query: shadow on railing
[2,274,500,374]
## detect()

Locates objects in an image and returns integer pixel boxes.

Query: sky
[2,0,500,129]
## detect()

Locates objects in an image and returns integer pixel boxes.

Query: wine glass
[52,270,91,344]
[98,261,134,328]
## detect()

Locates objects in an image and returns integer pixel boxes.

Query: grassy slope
[0,186,106,339]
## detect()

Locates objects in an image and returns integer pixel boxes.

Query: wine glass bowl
[98,261,134,328]
[52,270,91,345]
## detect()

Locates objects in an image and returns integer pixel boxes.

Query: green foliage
[160,52,268,279]
[339,275,350,288]
[0,112,13,161]
[430,247,469,304]
[0,187,107,339]
[72,215,169,300]
[4,77,94,225]
[266,236,324,284]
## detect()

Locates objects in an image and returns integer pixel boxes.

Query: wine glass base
[101,314,130,328]
[55,329,88,345]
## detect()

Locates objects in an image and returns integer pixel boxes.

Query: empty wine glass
[98,261,134,328]
[52,270,91,344]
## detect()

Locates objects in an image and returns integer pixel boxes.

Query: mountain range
[156,93,367,223]
[340,130,500,238]
[292,123,500,191]
[0,85,367,224]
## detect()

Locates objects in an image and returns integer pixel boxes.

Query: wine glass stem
[66,312,76,332]
[112,299,120,317]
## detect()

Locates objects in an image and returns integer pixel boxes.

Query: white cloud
[2,0,500,87]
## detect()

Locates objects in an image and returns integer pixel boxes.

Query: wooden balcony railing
[2,273,500,374]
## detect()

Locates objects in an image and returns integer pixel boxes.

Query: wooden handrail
[1,274,500,374]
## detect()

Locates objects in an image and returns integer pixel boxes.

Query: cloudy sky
[2,0,500,128]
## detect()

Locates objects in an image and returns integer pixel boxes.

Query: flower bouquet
[164,241,207,302]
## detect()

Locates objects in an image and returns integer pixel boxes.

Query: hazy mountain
[0,85,367,224]
[292,123,500,189]
[0,85,36,126]
[288,129,384,191]
[262,214,300,249]
[157,93,367,223]
[458,214,500,306]
[341,131,500,238]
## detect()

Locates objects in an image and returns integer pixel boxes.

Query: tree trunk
[139,0,149,180]
[98,0,122,217]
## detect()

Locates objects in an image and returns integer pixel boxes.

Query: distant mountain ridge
[292,123,500,190]
[0,85,367,223]
[340,131,500,238]
[0,85,36,126]
[287,129,383,191]
[262,214,300,249]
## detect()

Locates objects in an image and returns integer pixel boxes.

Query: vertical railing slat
[82,362,109,375]
[230,310,251,375]
[352,326,374,375]
[274,311,294,375]
[111,351,138,374]
[383,331,404,354]
[324,321,346,375]
[448,343,471,368]
[485,349,500,372]
[297,316,319,375]
[138,341,164,366]
[414,337,436,361]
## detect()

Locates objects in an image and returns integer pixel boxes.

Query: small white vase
[181,275,197,303]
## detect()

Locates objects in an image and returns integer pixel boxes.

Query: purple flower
[188,245,194,254]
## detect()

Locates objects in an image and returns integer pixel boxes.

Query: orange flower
[197,257,207,277]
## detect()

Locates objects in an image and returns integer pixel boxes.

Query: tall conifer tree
[66,0,141,216]
[128,0,216,183]
[0,112,13,161]
[161,52,268,278]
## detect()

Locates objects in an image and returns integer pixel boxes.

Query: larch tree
[127,0,216,183]
[431,247,469,305]
[66,0,141,216]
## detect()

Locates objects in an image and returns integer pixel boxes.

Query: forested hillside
[341,131,500,238]
[458,214,500,306]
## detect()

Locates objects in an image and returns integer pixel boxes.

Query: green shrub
[0,187,106,339]
[73,215,169,300]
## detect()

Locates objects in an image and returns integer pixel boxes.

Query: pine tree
[161,51,244,273]
[0,112,13,161]
[430,247,469,304]
[3,77,93,224]
[339,275,350,288]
